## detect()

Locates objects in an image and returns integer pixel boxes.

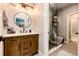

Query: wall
[31,3,45,55]
[0,4,4,56]
[0,4,3,35]
[32,3,49,55]
[2,4,35,34]
[58,4,78,43]
[43,4,49,55]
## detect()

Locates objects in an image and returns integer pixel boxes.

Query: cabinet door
[29,35,38,55]
[4,37,20,56]
[6,43,20,56]
[20,37,29,56]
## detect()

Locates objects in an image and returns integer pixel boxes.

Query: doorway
[69,13,79,42]
[68,12,79,55]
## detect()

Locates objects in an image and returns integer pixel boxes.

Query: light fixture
[10,3,36,14]
[20,3,34,9]
[10,3,35,10]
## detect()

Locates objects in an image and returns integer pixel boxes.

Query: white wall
[0,5,4,56]
[1,4,35,34]
[32,3,49,56]
[30,3,45,55]
[43,4,49,55]
[0,5,3,35]
[58,4,78,43]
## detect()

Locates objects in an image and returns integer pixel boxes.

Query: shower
[49,4,64,49]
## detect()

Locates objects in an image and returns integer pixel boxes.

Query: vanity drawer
[7,42,19,47]
[20,40,29,48]
[20,41,29,47]
[20,46,29,56]
[29,34,39,39]
[5,37,19,44]
[20,48,29,56]
[20,36,28,42]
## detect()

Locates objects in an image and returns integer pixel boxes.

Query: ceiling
[50,3,76,10]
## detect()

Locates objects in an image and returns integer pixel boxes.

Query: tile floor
[49,41,77,56]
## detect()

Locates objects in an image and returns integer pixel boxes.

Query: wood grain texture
[4,34,39,56]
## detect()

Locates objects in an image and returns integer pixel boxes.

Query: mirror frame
[14,12,32,28]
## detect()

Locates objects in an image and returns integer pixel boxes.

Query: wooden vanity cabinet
[4,34,39,56]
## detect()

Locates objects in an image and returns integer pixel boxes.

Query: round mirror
[14,12,32,28]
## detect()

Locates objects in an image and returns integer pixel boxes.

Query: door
[68,12,79,56]
[20,38,29,56]
[70,13,79,42]
[78,13,79,55]
[4,37,20,56]
[6,43,20,56]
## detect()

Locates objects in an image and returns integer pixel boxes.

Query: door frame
[67,11,79,43]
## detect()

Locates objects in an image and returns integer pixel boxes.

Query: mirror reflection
[14,12,32,28]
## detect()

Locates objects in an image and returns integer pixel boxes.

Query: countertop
[2,32,39,37]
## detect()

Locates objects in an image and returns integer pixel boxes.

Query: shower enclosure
[49,4,64,50]
[49,11,59,49]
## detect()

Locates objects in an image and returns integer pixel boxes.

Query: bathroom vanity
[2,9,39,56]
[3,33,39,56]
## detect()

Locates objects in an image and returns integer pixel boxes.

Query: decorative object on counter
[7,27,15,34]
[29,30,31,33]
[14,12,32,28]
[0,36,5,41]
[3,10,8,28]
[0,36,3,41]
